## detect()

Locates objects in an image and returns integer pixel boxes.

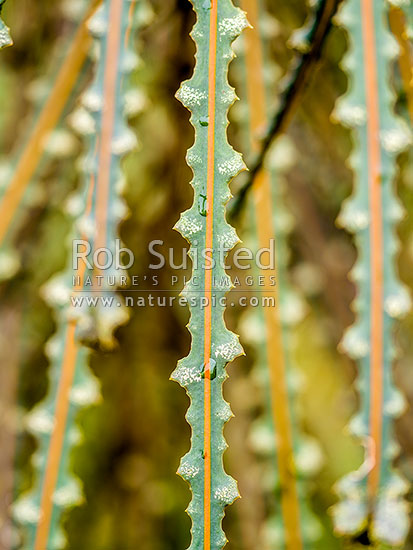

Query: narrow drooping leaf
[332,0,412,545]
[0,0,12,49]
[69,0,148,348]
[13,2,144,548]
[238,0,322,547]
[172,1,248,547]
[0,0,101,278]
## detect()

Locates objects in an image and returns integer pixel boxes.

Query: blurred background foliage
[0,0,412,549]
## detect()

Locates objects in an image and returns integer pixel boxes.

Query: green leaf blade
[332,0,412,545]
[173,1,248,548]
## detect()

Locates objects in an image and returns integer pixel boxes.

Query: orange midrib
[389,7,413,123]
[361,0,383,499]
[255,175,303,548]
[241,0,303,547]
[203,1,218,548]
[33,322,78,550]
[0,0,102,246]
[34,168,96,549]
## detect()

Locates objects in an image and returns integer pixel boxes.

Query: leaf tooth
[0,1,12,50]
[186,150,203,167]
[121,49,140,73]
[42,274,73,308]
[179,461,201,481]
[45,334,64,361]
[334,0,357,27]
[347,413,369,439]
[173,364,203,387]
[25,407,55,435]
[13,498,41,526]
[348,259,366,284]
[69,377,101,406]
[212,334,243,363]
[372,494,410,546]
[87,4,108,37]
[176,84,208,110]
[175,212,204,240]
[124,88,147,117]
[218,12,249,40]
[217,153,245,180]
[338,202,370,231]
[52,480,83,508]
[32,450,47,472]
[49,528,66,550]
[69,106,97,135]
[213,479,239,505]
[111,127,139,155]
[333,99,367,128]
[332,497,368,536]
[216,435,229,452]
[82,88,103,113]
[184,402,197,426]
[383,387,407,418]
[218,226,240,250]
[385,195,404,223]
[77,211,97,238]
[67,426,83,446]
[384,287,412,318]
[0,25,11,48]
[220,87,237,106]
[339,325,370,359]
[215,402,233,422]
[380,125,413,154]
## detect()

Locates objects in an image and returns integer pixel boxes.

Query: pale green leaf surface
[332,0,412,545]
[172,1,248,548]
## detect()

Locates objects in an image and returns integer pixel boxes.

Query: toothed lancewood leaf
[70,0,149,349]
[237,0,323,547]
[13,2,145,548]
[172,1,248,548]
[332,0,412,546]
